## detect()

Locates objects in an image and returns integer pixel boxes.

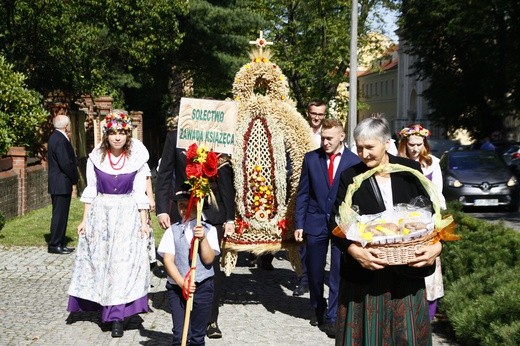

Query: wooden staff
[181,198,204,346]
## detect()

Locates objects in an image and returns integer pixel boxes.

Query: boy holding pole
[157,188,220,345]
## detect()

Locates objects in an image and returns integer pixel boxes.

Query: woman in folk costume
[330,116,442,345]
[67,110,151,338]
[398,124,446,322]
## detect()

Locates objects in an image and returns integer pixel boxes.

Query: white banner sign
[176,98,238,154]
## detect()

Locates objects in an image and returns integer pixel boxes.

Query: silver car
[440,150,520,211]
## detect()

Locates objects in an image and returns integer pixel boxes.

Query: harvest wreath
[221,38,314,275]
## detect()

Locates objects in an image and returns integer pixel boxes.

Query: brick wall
[0,170,19,219]
[0,147,51,220]
[26,165,50,212]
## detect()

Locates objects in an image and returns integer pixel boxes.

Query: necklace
[108,151,126,170]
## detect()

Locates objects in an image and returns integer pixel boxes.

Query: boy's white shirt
[157,219,220,258]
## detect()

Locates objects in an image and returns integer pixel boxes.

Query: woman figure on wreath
[67,110,151,338]
[330,115,442,345]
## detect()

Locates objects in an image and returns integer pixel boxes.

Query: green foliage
[443,263,520,345]
[173,0,265,99]
[440,208,520,345]
[0,0,187,98]
[0,55,48,156]
[399,0,520,137]
[243,0,400,112]
[442,210,520,286]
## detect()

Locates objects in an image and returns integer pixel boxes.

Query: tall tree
[245,0,400,111]
[170,0,266,101]
[399,0,520,137]
[0,0,187,101]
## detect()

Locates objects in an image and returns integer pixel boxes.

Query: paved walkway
[0,246,456,345]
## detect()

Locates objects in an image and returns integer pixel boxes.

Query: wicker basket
[338,163,443,265]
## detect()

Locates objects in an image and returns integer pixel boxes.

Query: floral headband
[399,125,430,138]
[103,111,135,133]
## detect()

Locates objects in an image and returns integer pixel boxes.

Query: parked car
[502,144,520,173]
[440,150,520,211]
[428,139,460,158]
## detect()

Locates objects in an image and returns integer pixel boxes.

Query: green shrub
[443,263,520,346]
[440,208,520,345]
[0,55,49,156]
[441,209,520,287]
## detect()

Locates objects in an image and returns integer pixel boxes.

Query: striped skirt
[335,268,432,346]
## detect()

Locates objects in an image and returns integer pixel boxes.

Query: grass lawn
[0,198,164,247]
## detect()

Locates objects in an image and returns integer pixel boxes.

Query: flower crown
[399,125,430,138]
[103,111,135,133]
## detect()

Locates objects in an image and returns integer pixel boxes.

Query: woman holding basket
[330,116,442,345]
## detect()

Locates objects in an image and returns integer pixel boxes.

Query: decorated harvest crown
[103,110,135,133]
[399,125,430,138]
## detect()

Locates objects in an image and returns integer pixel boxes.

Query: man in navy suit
[47,114,78,254]
[294,118,360,336]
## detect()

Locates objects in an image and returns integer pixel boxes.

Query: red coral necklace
[108,151,126,170]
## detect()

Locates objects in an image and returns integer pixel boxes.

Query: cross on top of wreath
[249,31,273,55]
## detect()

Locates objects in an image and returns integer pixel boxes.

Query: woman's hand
[348,243,388,270]
[408,241,442,267]
[77,221,86,236]
[193,225,205,240]
[140,224,150,239]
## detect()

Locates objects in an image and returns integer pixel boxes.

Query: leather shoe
[111,320,124,337]
[320,322,336,338]
[292,283,309,296]
[48,246,73,254]
[310,307,325,326]
[207,322,222,339]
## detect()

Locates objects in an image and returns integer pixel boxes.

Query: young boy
[157,189,220,345]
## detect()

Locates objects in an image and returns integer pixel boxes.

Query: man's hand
[158,214,170,230]
[294,229,304,242]
[224,222,235,237]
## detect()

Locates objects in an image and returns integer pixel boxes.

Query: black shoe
[310,307,325,326]
[320,322,336,338]
[48,246,73,254]
[207,322,222,339]
[292,283,309,296]
[111,320,124,338]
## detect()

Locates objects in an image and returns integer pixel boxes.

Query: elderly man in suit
[155,129,235,339]
[47,114,78,254]
[294,118,360,337]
